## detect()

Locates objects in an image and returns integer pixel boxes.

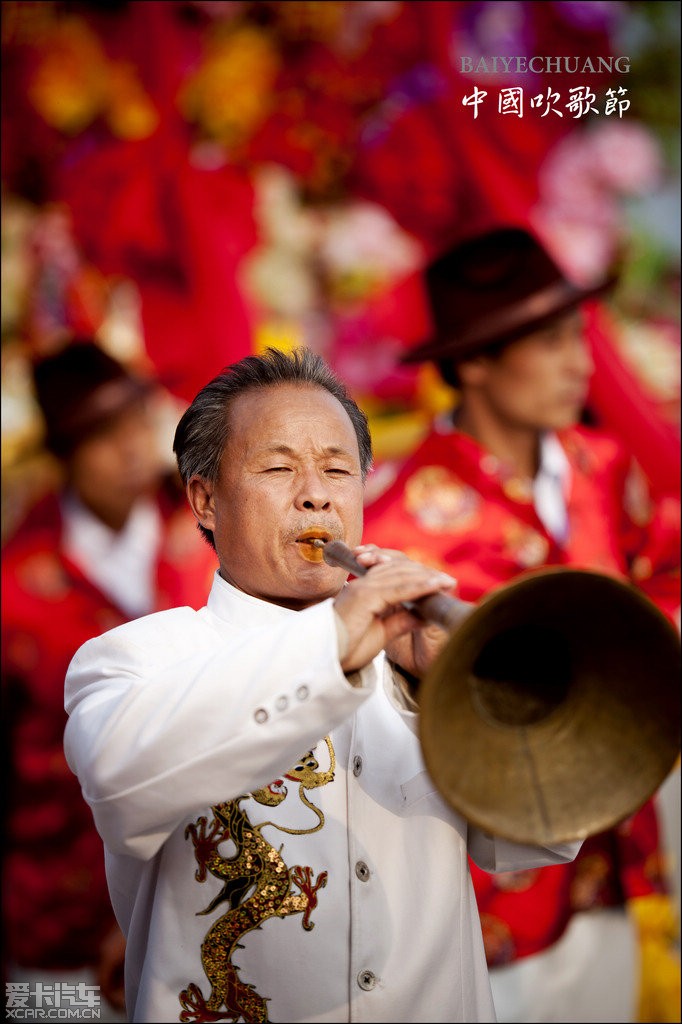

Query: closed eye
[262,465,354,476]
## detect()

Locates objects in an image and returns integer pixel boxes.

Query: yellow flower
[416,363,459,417]
[106,62,159,140]
[179,25,280,146]
[27,14,158,140]
[253,319,304,357]
[630,894,681,1024]
[28,17,108,134]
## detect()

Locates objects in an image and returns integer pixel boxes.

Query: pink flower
[589,122,662,195]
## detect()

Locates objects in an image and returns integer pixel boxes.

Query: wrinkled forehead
[223,382,360,457]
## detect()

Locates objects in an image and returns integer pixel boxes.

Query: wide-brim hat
[401,226,616,365]
[32,340,156,457]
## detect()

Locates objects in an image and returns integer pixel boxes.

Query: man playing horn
[64,346,584,1024]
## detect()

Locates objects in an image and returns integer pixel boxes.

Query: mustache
[284,522,345,545]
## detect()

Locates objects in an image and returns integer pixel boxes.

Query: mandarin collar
[205,569,329,629]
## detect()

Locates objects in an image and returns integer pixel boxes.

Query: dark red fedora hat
[402,226,616,365]
[32,340,156,457]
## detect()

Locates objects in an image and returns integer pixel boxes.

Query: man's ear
[187,476,216,534]
[458,355,490,387]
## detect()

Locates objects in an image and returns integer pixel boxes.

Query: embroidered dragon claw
[291,865,328,930]
[178,982,233,1023]
[185,816,226,882]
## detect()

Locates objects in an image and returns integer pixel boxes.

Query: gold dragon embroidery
[178,737,335,1023]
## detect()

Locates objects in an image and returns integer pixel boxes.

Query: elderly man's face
[190,383,365,610]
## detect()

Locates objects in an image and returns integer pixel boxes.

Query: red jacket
[1,485,217,970]
[364,423,680,618]
[363,423,678,962]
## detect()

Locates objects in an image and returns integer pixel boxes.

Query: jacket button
[355,860,370,882]
[357,969,377,991]
[275,695,288,711]
[352,755,363,777]
[254,708,268,723]
[295,685,309,701]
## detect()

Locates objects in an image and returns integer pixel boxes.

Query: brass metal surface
[419,568,681,844]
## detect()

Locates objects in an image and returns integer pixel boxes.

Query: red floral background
[2,0,680,527]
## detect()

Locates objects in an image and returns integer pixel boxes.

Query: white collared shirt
[61,491,162,617]
[534,432,571,544]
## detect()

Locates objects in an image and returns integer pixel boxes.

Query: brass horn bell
[419,567,681,846]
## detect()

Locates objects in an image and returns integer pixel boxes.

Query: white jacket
[64,571,580,1023]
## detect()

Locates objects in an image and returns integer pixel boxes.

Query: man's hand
[333,545,456,675]
[386,619,452,683]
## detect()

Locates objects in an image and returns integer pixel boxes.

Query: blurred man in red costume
[363,227,681,1023]
[2,340,217,1020]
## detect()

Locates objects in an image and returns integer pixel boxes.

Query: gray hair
[173,347,373,548]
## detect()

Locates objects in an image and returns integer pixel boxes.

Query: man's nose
[576,340,595,378]
[566,335,594,378]
[294,470,332,511]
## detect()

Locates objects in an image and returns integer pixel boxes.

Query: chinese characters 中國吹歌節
[462,85,630,119]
